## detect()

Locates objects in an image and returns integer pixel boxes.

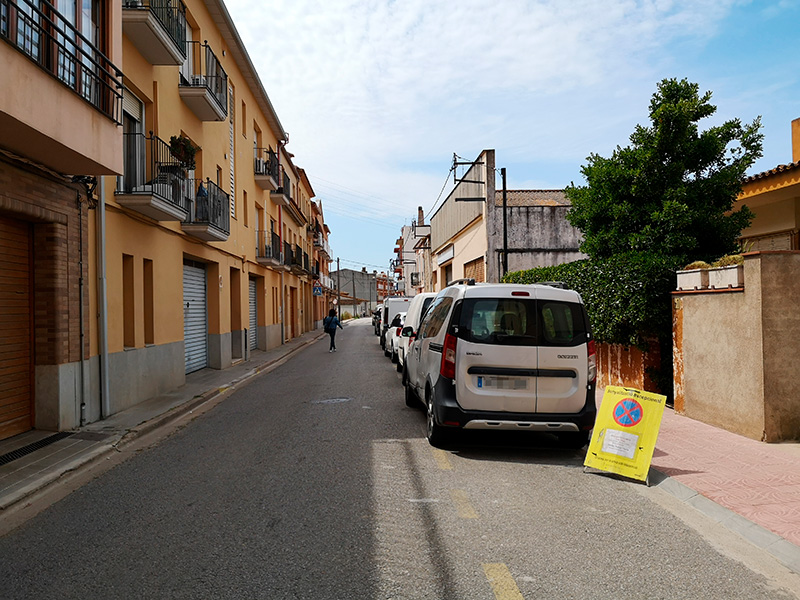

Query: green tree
[566,78,763,266]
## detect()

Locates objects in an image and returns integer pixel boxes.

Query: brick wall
[0,158,87,366]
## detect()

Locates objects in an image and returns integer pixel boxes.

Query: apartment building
[0,0,328,441]
[308,196,334,328]
[0,0,124,439]
[94,0,325,421]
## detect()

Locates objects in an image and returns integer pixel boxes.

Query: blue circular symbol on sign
[613,399,643,428]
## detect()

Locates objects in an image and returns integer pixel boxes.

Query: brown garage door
[0,216,33,440]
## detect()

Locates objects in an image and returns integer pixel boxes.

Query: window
[539,301,586,347]
[419,297,453,339]
[459,298,536,346]
[144,258,154,345]
[123,254,135,348]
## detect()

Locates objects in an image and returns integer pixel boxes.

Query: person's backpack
[324,316,334,332]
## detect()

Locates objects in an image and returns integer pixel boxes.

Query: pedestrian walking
[323,309,343,352]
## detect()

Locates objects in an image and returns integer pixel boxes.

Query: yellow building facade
[0,0,329,440]
[92,0,326,420]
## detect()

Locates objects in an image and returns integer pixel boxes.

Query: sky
[224,0,800,273]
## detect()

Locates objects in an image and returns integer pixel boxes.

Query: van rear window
[458,299,587,347]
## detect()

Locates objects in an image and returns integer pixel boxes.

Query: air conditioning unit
[255,158,266,173]
[190,75,206,87]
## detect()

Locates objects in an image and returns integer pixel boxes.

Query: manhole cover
[312,398,352,405]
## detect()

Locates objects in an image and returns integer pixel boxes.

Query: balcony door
[121,90,144,191]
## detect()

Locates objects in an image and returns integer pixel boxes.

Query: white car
[385,312,406,364]
[404,279,597,447]
[398,292,436,374]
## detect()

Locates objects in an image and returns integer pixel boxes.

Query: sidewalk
[1,333,799,574]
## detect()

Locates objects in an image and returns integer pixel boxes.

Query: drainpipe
[78,192,87,426]
[97,177,110,419]
[278,138,288,344]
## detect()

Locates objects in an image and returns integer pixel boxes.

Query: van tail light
[588,339,597,383]
[440,333,457,380]
[395,327,402,337]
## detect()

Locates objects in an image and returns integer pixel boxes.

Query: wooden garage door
[0,216,33,440]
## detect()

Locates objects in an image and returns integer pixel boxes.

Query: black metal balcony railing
[292,244,303,268]
[256,230,282,261]
[184,178,230,235]
[1,0,123,123]
[124,0,187,59]
[118,131,191,212]
[254,147,279,178]
[311,265,320,279]
[283,241,293,267]
[179,40,227,115]
[303,252,309,272]
[281,169,291,199]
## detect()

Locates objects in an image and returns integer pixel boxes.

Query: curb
[649,468,800,575]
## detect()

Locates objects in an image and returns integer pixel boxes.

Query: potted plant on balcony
[708,254,745,289]
[169,135,200,170]
[676,260,711,291]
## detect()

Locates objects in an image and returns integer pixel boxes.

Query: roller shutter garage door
[183,262,208,374]
[0,216,33,440]
[249,279,258,351]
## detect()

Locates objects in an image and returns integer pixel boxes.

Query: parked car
[372,304,384,335]
[404,280,597,448]
[385,312,406,363]
[398,292,436,374]
[380,297,410,350]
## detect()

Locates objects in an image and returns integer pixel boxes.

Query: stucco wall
[673,252,800,441]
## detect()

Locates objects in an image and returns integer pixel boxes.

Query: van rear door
[534,289,588,414]
[454,293,539,413]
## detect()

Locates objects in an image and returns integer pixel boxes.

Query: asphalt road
[1,319,798,599]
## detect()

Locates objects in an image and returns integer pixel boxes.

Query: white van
[379,297,411,351]
[397,292,436,373]
[404,280,597,447]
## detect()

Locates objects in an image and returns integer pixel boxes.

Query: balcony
[0,0,123,173]
[179,41,227,121]
[254,147,279,191]
[122,0,187,65]
[282,241,293,271]
[269,166,291,207]
[290,244,305,275]
[256,230,281,267]
[313,232,331,258]
[115,132,190,221]
[181,179,230,241]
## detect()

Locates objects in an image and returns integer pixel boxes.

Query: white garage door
[249,279,258,351]
[183,262,207,374]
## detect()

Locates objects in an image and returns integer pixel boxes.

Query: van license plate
[477,376,528,390]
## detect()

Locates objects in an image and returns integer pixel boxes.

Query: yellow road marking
[450,489,478,519]
[431,447,453,470]
[483,563,525,600]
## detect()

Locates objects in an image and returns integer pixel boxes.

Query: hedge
[502,254,678,349]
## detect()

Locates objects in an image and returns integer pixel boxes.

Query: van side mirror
[401,326,414,338]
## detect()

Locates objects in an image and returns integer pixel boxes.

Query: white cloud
[224,0,763,264]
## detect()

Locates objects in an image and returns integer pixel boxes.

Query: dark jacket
[323,316,342,331]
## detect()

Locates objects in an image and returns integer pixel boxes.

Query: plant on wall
[169,135,200,169]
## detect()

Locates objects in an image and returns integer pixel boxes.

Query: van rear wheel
[426,390,450,447]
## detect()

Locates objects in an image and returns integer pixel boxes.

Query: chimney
[793,118,800,164]
[418,206,425,226]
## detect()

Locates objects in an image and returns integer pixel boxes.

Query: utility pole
[336,257,341,320]
[501,167,508,278]
[351,271,357,319]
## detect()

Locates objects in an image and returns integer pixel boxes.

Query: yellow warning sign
[584,386,667,482]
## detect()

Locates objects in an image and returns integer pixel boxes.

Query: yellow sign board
[584,386,667,482]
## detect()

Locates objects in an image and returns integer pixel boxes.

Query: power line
[426,163,456,220]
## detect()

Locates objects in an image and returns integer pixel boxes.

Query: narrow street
[0,320,797,599]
